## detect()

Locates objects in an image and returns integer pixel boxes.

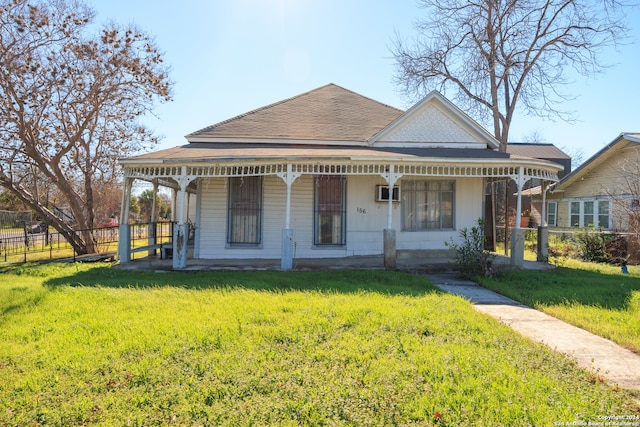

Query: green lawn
[0,263,638,426]
[478,258,640,355]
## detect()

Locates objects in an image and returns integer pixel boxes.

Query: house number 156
[356,207,366,214]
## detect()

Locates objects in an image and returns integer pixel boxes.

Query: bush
[575,228,611,263]
[446,219,495,278]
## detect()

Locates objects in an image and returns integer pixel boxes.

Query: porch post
[277,164,301,271]
[537,181,549,262]
[148,179,158,256]
[118,177,133,263]
[173,166,191,270]
[171,188,177,222]
[194,180,202,259]
[510,167,526,267]
[382,164,402,269]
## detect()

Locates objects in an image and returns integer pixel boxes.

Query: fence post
[148,222,157,257]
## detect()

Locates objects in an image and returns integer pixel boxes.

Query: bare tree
[392,0,629,152]
[0,0,171,254]
[393,0,630,251]
[605,147,640,232]
[522,129,547,143]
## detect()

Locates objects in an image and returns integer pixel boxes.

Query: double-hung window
[569,199,611,229]
[547,201,557,226]
[570,201,581,227]
[314,175,346,245]
[227,176,263,245]
[402,180,454,230]
[598,201,610,229]
[583,201,594,227]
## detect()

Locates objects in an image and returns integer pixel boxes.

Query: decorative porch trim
[123,160,560,183]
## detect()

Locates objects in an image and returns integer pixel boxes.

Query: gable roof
[186,83,404,144]
[553,133,640,190]
[370,91,500,150]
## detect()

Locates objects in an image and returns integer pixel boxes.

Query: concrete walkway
[426,272,640,392]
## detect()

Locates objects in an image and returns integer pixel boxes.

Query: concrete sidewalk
[427,272,640,392]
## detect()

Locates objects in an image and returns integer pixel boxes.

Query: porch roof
[122,142,513,163]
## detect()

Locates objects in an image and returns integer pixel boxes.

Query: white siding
[345,176,388,255]
[198,176,284,259]
[397,177,483,250]
[196,175,485,260]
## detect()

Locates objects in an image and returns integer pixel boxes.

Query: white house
[118,84,562,270]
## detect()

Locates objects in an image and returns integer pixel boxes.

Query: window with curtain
[227,176,262,245]
[402,180,454,230]
[314,175,346,245]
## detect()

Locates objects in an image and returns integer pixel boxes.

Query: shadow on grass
[40,265,440,296]
[481,266,640,310]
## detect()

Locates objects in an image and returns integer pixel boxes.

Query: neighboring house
[118,84,562,270]
[535,133,640,231]
[505,143,571,227]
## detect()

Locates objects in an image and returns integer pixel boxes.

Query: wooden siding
[557,201,570,228]
[196,175,486,260]
[544,143,640,231]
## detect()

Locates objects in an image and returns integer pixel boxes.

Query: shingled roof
[506,143,570,160]
[186,83,404,143]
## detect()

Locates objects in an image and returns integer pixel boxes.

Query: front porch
[118,161,560,271]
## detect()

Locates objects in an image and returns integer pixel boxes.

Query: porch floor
[116,250,554,272]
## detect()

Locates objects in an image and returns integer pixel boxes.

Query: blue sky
[91,0,639,163]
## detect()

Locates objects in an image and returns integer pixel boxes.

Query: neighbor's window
[583,201,594,227]
[314,175,346,245]
[227,176,263,245]
[402,180,454,230]
[547,201,557,226]
[598,200,610,229]
[570,201,580,227]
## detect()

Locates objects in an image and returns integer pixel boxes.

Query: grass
[0,263,638,426]
[477,258,640,355]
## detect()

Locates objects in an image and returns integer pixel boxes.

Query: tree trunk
[0,178,93,255]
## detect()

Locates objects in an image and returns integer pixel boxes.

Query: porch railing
[128,221,174,259]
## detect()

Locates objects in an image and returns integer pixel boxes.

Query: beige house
[536,133,640,231]
[118,84,562,270]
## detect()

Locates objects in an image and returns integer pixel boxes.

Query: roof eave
[555,133,634,189]
[184,137,368,146]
